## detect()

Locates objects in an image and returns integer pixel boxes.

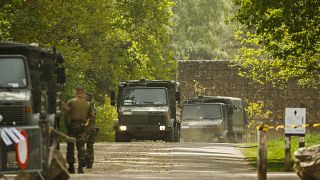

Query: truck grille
[0,102,25,124]
[122,115,165,125]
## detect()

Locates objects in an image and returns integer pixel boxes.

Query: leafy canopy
[171,0,236,60]
[232,0,320,87]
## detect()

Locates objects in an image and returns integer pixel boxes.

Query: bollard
[39,119,50,178]
[257,127,267,180]
[284,135,291,172]
[299,136,305,148]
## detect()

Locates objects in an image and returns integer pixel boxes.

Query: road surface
[58,142,299,180]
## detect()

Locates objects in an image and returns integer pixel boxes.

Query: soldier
[85,94,97,169]
[64,86,89,174]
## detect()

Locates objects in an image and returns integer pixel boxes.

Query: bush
[95,97,117,142]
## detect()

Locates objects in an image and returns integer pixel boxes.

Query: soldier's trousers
[66,122,87,167]
[86,127,96,167]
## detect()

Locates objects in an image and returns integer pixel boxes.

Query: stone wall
[177,60,320,122]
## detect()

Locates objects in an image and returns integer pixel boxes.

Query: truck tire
[218,137,226,143]
[115,132,131,142]
[164,128,174,142]
[227,132,236,143]
[236,133,243,143]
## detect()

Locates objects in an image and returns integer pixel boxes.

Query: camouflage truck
[0,41,66,179]
[0,41,65,127]
[180,96,247,142]
[111,79,181,142]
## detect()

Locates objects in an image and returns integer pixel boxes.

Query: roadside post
[257,124,267,180]
[284,108,306,172]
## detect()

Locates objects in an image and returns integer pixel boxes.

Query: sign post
[284,108,306,171]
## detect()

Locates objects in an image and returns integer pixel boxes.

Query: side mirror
[175,91,181,103]
[110,91,116,106]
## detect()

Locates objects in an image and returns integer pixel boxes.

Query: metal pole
[284,135,291,172]
[39,119,50,178]
[299,135,305,148]
[257,128,267,180]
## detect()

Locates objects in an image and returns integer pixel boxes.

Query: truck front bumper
[115,124,172,140]
[116,124,170,132]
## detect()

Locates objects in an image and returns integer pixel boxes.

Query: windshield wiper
[201,117,220,120]
[182,117,196,120]
[136,101,155,105]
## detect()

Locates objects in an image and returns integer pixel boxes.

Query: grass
[240,131,320,172]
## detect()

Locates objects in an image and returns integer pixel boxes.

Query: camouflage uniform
[85,97,97,168]
[64,93,89,173]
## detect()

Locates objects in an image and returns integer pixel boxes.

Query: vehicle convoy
[0,41,66,178]
[0,41,66,127]
[180,96,247,142]
[111,79,181,142]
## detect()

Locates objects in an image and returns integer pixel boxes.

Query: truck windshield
[0,57,27,88]
[121,88,167,106]
[182,104,222,120]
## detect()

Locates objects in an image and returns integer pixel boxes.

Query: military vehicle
[180,96,247,142]
[0,41,65,127]
[0,41,66,178]
[111,79,181,142]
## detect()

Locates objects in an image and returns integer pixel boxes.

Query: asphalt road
[61,142,300,180]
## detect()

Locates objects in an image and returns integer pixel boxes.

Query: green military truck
[0,41,65,127]
[111,79,181,142]
[0,41,66,179]
[181,96,247,142]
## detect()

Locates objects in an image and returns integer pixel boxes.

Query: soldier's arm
[64,100,71,127]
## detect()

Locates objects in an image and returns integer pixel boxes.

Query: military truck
[0,41,65,127]
[111,79,181,142]
[180,96,247,142]
[0,41,66,179]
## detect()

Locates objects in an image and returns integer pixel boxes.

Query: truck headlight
[159,125,166,131]
[119,125,127,131]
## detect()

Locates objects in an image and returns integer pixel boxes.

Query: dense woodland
[0,0,318,141]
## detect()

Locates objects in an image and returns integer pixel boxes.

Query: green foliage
[95,97,117,142]
[245,101,273,139]
[171,0,237,60]
[0,0,176,141]
[232,0,320,87]
[192,79,207,96]
[242,132,320,172]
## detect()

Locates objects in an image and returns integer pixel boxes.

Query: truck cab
[111,79,180,142]
[0,41,65,127]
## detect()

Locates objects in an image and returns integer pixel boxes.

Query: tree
[232,0,320,87]
[0,0,176,100]
[171,0,236,60]
[0,0,176,139]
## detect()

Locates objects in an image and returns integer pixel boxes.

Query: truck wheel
[218,137,226,143]
[236,133,243,143]
[174,124,180,142]
[227,132,236,143]
[164,128,174,142]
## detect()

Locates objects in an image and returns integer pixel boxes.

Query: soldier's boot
[78,166,84,174]
[68,164,75,174]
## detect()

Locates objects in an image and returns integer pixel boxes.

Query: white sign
[0,128,26,146]
[1,129,13,145]
[285,108,306,135]
[16,130,29,170]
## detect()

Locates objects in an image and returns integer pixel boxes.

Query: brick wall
[177,60,320,122]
